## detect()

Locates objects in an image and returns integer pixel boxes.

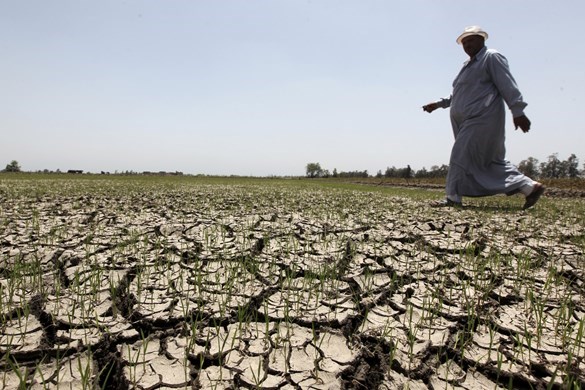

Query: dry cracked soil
[1,179,584,389]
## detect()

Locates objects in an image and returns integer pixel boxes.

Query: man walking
[423,26,544,209]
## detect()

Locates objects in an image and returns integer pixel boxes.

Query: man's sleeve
[487,52,527,117]
[437,95,452,108]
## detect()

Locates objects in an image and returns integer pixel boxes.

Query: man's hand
[514,115,531,133]
[422,102,439,113]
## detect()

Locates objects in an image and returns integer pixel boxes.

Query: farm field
[1,174,584,389]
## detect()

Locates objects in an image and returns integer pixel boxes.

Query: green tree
[565,154,580,178]
[305,162,323,178]
[540,153,562,178]
[518,157,540,178]
[4,160,21,172]
[401,165,412,179]
[429,164,449,178]
[384,166,397,178]
[415,167,428,178]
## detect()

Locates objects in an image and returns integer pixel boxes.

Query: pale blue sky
[1,1,583,176]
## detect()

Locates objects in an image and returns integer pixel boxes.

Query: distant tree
[338,170,369,178]
[429,164,449,178]
[518,157,540,178]
[565,154,580,178]
[306,162,323,178]
[540,153,562,178]
[384,166,397,178]
[376,170,383,178]
[332,168,338,178]
[415,167,428,178]
[4,160,21,172]
[401,165,412,179]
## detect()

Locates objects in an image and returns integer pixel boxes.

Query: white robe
[437,46,533,197]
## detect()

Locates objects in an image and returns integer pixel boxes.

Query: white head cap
[456,26,488,44]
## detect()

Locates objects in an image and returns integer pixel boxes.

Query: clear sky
[1,1,583,176]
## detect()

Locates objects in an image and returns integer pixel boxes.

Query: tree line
[3,155,583,179]
[306,153,584,179]
[0,161,186,176]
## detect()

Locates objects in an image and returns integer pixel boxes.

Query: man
[423,26,544,209]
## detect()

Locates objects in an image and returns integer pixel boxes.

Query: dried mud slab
[261,278,357,325]
[29,352,97,389]
[1,180,584,389]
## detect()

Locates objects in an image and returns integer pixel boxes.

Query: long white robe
[437,46,533,197]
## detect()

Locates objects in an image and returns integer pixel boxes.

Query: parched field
[1,175,584,389]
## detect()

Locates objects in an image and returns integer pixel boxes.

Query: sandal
[523,183,545,210]
[430,199,463,208]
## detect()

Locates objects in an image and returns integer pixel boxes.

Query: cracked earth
[1,180,584,389]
